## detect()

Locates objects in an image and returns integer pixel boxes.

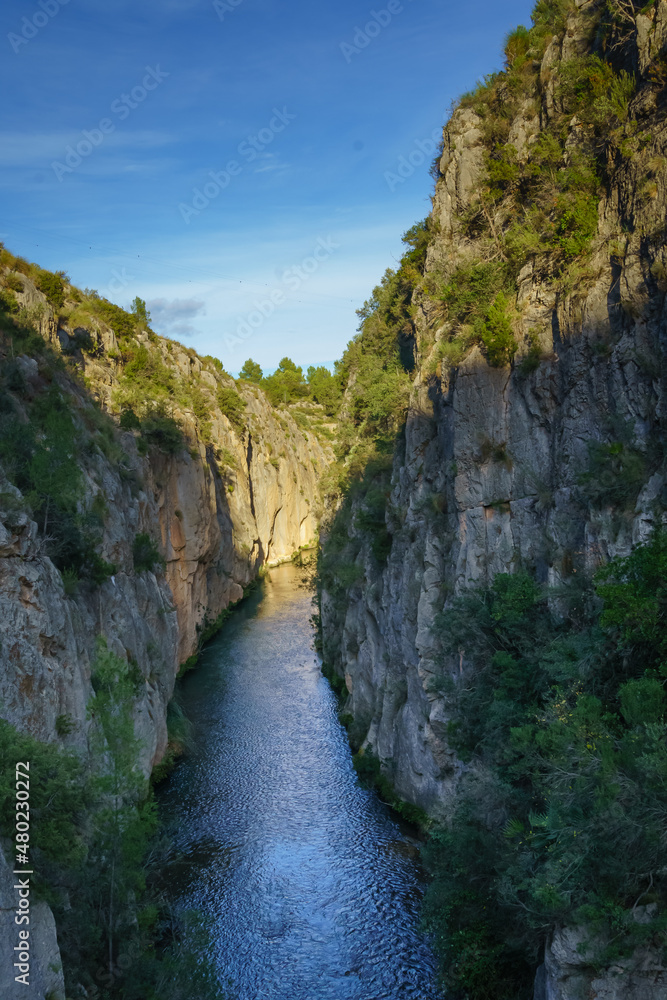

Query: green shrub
[60,567,79,596]
[140,410,183,454]
[120,406,141,430]
[4,272,23,292]
[425,532,667,999]
[123,342,176,399]
[486,143,520,200]
[578,439,647,510]
[130,295,151,325]
[262,357,310,406]
[36,269,67,309]
[504,24,531,65]
[95,298,137,339]
[217,385,247,428]
[0,289,19,314]
[307,364,342,415]
[203,353,225,373]
[479,294,517,366]
[618,677,666,726]
[132,532,165,574]
[55,713,75,736]
[439,261,509,325]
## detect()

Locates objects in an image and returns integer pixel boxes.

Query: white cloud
[147,297,206,339]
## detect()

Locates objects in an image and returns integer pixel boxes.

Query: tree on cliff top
[240,358,263,383]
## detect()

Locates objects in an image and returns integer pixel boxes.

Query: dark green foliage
[262,357,309,405]
[354,485,392,562]
[55,713,75,736]
[31,640,224,1000]
[595,529,667,667]
[133,532,164,574]
[306,365,341,416]
[0,380,115,582]
[36,269,67,309]
[95,299,137,340]
[425,533,667,999]
[216,384,247,429]
[4,272,24,292]
[130,296,151,325]
[0,718,88,883]
[140,410,183,454]
[479,293,518,366]
[239,357,263,383]
[579,438,648,510]
[0,288,19,314]
[120,407,141,430]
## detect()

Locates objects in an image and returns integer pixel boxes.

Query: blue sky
[1,0,535,373]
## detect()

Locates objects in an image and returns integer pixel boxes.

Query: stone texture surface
[321,4,667,997]
[0,847,65,1000]
[534,925,667,1000]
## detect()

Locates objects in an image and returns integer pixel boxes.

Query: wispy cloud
[0,130,176,168]
[147,296,206,339]
[253,155,290,175]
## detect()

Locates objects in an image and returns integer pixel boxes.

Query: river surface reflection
[159,563,442,1000]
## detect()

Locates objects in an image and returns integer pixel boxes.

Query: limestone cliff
[0,265,332,997]
[0,268,330,764]
[320,1,667,996]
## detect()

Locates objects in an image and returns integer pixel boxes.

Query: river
[159,562,442,1000]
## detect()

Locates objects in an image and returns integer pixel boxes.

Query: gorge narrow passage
[159,563,442,1000]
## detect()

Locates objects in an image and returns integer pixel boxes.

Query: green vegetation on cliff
[317,0,667,997]
[317,220,433,606]
[424,531,667,1000]
[0,643,222,1000]
[0,305,118,585]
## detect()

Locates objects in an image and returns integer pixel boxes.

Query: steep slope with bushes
[0,256,332,998]
[319,1,667,996]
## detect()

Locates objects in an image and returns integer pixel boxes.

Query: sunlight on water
[159,563,442,1000]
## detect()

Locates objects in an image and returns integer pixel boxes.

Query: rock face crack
[246,433,257,521]
[268,506,283,559]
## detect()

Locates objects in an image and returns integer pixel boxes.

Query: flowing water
[160,562,442,1000]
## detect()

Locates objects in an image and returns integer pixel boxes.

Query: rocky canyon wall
[0,268,331,997]
[321,2,667,996]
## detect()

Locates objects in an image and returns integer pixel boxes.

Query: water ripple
[159,564,442,1000]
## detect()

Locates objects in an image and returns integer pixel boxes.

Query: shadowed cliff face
[324,0,667,818]
[320,3,667,994]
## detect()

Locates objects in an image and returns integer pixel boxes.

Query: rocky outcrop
[0,846,65,1000]
[535,924,667,1000]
